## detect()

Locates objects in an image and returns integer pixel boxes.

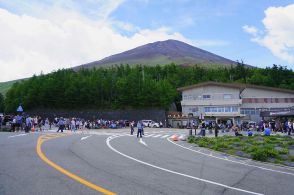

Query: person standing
[38,117,43,132]
[57,117,65,133]
[200,123,206,137]
[76,119,80,130]
[25,116,32,133]
[130,121,134,135]
[44,118,50,130]
[288,120,292,135]
[71,118,76,132]
[159,121,163,128]
[214,123,219,137]
[137,121,143,138]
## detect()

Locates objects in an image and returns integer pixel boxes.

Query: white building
[178,82,294,124]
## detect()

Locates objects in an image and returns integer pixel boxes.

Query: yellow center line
[36,134,116,195]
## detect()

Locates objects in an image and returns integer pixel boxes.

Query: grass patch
[188,135,294,166]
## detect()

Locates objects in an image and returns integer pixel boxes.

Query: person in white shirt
[71,118,76,132]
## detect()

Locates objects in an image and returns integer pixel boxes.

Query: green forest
[2,63,294,113]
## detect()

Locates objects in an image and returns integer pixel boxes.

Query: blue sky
[110,0,294,67]
[0,0,294,81]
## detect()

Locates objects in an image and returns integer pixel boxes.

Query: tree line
[3,63,294,113]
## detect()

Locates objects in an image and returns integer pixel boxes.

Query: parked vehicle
[141,120,159,128]
[2,115,13,126]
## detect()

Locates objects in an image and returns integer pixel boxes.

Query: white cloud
[243,4,294,64]
[114,21,138,32]
[0,7,189,82]
[242,25,259,37]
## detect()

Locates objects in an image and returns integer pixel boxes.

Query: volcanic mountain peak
[74,39,237,69]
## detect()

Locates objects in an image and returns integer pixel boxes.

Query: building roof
[177,81,294,94]
[177,82,243,92]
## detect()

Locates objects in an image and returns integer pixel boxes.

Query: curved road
[0,129,294,195]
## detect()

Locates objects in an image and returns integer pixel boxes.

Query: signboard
[260,110,294,117]
[16,105,23,112]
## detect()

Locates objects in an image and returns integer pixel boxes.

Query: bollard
[189,129,192,136]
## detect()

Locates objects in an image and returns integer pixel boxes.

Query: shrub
[251,148,268,161]
[187,136,195,143]
[278,148,289,155]
[251,146,279,161]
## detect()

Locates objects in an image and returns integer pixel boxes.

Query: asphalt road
[0,128,294,195]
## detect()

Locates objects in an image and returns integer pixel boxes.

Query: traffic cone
[31,126,35,132]
[171,134,178,141]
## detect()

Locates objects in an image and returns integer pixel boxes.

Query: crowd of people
[0,114,149,136]
[190,118,294,138]
[1,114,293,139]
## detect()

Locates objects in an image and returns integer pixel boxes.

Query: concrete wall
[181,85,241,116]
[26,108,167,123]
[182,86,240,100]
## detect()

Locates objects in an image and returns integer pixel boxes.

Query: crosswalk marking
[152,134,162,138]
[160,135,170,139]
[144,134,154,137]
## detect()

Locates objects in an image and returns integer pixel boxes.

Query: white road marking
[144,134,154,137]
[167,138,294,176]
[139,138,148,146]
[106,136,263,195]
[81,135,92,141]
[160,135,170,139]
[8,133,28,138]
[153,134,162,138]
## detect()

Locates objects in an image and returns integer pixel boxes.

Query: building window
[189,107,198,112]
[204,106,239,113]
[217,107,224,112]
[202,94,211,99]
[223,94,233,99]
[241,108,256,115]
[232,106,238,112]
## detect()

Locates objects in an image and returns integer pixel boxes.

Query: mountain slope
[74,39,237,70]
[0,78,28,95]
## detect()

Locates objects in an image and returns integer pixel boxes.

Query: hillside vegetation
[0,80,20,95]
[4,63,294,113]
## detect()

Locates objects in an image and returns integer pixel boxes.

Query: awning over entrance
[260,110,294,117]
